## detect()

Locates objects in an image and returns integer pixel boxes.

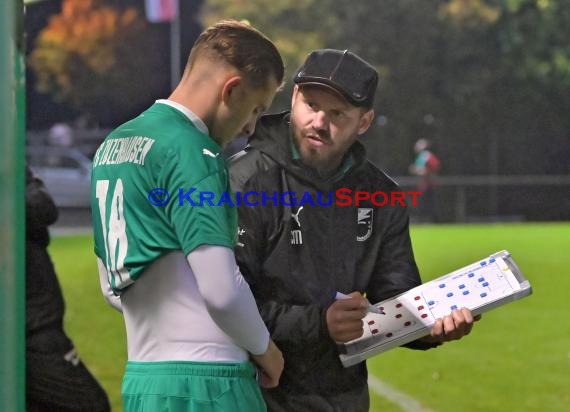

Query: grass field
[49,223,570,411]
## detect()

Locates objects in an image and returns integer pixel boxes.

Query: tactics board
[339,250,532,367]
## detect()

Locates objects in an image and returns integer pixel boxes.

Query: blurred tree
[436,0,570,175]
[28,0,168,126]
[489,0,570,174]
[25,0,74,130]
[29,0,568,177]
[435,0,504,175]
[315,0,570,175]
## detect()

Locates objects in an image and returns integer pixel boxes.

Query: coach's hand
[251,339,284,388]
[326,292,368,343]
[421,308,481,343]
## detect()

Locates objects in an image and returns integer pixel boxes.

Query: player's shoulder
[94,104,223,176]
[144,103,220,154]
[125,103,209,143]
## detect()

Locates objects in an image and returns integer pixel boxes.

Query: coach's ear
[357,109,374,136]
[291,84,301,107]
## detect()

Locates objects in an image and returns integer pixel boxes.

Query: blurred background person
[48,122,73,147]
[409,138,441,222]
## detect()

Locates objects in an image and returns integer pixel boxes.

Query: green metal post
[0,0,26,410]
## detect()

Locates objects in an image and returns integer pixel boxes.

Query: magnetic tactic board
[339,250,532,367]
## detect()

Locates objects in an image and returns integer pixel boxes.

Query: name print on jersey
[93,136,155,168]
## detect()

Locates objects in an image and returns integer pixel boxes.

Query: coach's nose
[311,110,329,132]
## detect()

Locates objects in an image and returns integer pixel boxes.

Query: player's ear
[221,76,243,106]
[356,109,374,135]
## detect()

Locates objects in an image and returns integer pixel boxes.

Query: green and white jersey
[91,101,236,294]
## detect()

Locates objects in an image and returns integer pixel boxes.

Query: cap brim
[295,78,365,107]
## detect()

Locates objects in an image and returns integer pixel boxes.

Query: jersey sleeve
[161,148,237,256]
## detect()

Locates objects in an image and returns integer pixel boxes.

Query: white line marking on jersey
[368,374,433,412]
[202,148,219,158]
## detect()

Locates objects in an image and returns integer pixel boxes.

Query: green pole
[0,0,26,410]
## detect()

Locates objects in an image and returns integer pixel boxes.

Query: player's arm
[163,154,283,387]
[186,245,283,388]
[96,257,122,312]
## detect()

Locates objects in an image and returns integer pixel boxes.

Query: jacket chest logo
[357,208,373,242]
[290,206,304,245]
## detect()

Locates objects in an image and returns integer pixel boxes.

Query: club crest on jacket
[357,208,373,242]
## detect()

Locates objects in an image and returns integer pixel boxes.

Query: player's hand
[422,308,481,343]
[326,292,368,343]
[250,339,284,388]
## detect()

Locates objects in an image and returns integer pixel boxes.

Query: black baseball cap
[293,49,379,108]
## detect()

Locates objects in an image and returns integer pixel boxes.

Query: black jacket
[229,112,435,411]
[26,166,71,352]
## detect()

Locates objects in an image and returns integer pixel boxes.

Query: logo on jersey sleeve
[357,208,373,242]
[202,148,219,158]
